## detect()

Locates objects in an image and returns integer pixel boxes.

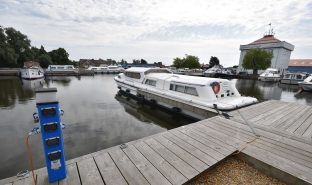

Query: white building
[238,33,294,74]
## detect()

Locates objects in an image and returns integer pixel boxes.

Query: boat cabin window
[145,79,156,86]
[125,72,141,79]
[57,67,65,69]
[296,75,303,79]
[170,84,198,96]
[51,67,56,69]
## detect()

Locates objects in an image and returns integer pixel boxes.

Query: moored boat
[258,68,281,82]
[87,66,108,73]
[280,72,308,85]
[20,61,44,80]
[298,74,312,91]
[114,68,258,117]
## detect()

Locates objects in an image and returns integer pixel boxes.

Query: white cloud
[0,0,311,66]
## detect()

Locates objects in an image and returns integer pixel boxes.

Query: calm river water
[0,75,311,179]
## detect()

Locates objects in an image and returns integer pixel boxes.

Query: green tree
[48,48,71,65]
[173,57,184,68]
[173,55,200,69]
[5,27,31,67]
[140,59,147,64]
[209,56,220,67]
[242,48,273,75]
[38,54,52,68]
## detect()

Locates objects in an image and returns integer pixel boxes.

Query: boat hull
[258,76,280,82]
[299,83,312,91]
[280,79,303,85]
[21,68,44,80]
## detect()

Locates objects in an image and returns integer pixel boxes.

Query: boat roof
[147,73,229,86]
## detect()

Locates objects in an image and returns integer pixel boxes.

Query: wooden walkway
[2,100,312,185]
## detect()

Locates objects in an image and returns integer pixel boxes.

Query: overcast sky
[1,0,311,66]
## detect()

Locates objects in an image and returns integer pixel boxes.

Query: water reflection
[0,77,35,108]
[233,79,312,105]
[115,95,193,129]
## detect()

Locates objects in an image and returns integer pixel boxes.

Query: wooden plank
[242,144,312,183]
[203,118,255,141]
[294,110,312,135]
[256,139,312,163]
[177,126,233,156]
[191,123,241,150]
[303,118,312,138]
[36,168,58,185]
[154,135,209,172]
[272,106,309,129]
[12,177,32,185]
[210,117,312,153]
[253,140,312,169]
[59,163,81,185]
[234,101,288,121]
[162,132,218,166]
[77,158,104,185]
[288,108,312,134]
[170,129,225,161]
[109,148,149,185]
[94,152,127,185]
[248,103,295,124]
[144,138,199,179]
[134,141,187,185]
[254,104,300,126]
[122,144,171,185]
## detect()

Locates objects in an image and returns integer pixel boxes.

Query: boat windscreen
[144,69,171,75]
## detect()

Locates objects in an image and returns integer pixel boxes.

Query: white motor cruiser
[21,67,44,80]
[114,68,258,113]
[298,74,312,91]
[258,68,281,82]
[20,61,44,80]
[87,66,108,73]
[280,72,308,85]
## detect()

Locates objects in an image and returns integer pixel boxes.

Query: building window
[169,84,198,96]
[145,79,156,86]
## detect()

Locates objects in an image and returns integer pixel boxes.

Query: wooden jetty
[1,100,312,185]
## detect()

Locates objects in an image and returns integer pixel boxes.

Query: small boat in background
[87,66,108,73]
[258,68,281,82]
[20,61,44,80]
[280,72,308,85]
[107,65,123,73]
[47,65,76,72]
[298,74,312,91]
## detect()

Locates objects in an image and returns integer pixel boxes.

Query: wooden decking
[2,100,312,185]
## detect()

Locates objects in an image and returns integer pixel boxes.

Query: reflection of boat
[20,61,44,80]
[280,72,308,85]
[298,75,312,91]
[258,68,281,82]
[21,78,45,90]
[115,95,194,129]
[115,67,258,112]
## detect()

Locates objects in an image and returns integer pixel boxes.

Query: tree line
[0,26,72,68]
[173,55,221,69]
